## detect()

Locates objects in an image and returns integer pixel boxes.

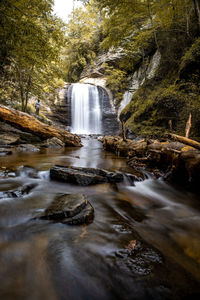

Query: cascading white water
[70,83,102,134]
[118,91,133,116]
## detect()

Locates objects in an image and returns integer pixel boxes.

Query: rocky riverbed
[101,135,200,193]
[0,137,200,300]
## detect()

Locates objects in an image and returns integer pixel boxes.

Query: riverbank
[101,135,200,193]
[0,105,81,152]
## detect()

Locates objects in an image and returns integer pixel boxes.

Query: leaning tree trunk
[169,133,200,150]
[0,105,82,147]
[185,113,192,138]
[121,121,127,141]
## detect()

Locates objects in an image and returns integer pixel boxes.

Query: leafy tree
[93,0,197,52]
[63,1,102,82]
[0,0,66,111]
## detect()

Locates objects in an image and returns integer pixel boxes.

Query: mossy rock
[179,38,200,81]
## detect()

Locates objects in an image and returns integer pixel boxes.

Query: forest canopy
[1,0,200,138]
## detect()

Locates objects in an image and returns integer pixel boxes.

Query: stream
[0,137,200,300]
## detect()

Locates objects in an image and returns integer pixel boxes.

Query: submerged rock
[20,183,38,195]
[50,165,123,186]
[17,144,40,152]
[38,193,94,225]
[0,148,12,156]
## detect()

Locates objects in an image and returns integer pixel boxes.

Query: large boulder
[40,193,88,220]
[0,134,19,145]
[38,193,94,225]
[42,137,65,148]
[50,165,123,186]
[167,150,200,191]
[101,136,147,157]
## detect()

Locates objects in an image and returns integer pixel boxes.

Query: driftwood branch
[169,133,200,150]
[185,113,192,138]
[121,121,127,141]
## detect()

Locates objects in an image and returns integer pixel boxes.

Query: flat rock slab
[50,165,123,186]
[40,193,88,220]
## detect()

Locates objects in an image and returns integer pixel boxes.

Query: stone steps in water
[50,165,123,186]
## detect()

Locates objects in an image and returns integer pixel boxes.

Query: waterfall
[70,83,102,135]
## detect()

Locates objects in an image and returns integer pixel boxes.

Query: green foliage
[103,63,127,104]
[67,0,200,138]
[179,38,200,81]
[120,75,200,138]
[93,0,195,60]
[0,0,66,112]
[63,1,102,82]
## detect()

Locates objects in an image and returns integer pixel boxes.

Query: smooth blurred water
[70,83,102,134]
[0,137,200,300]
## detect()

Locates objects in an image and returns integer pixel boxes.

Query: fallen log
[169,133,200,151]
[0,105,81,147]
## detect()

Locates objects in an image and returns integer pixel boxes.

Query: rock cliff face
[118,51,161,116]
[80,48,125,79]
[42,86,71,127]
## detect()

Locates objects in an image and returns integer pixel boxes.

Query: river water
[0,138,200,300]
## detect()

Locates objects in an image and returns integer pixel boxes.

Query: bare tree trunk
[121,121,127,141]
[193,0,200,33]
[20,86,25,111]
[73,0,76,15]
[146,0,159,50]
[17,68,25,111]
[185,113,192,138]
[184,0,190,37]
[24,67,33,112]
[169,133,200,150]
[168,119,173,132]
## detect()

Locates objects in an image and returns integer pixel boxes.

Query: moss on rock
[119,38,200,139]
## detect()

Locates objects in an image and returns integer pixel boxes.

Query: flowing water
[0,138,200,300]
[70,84,102,134]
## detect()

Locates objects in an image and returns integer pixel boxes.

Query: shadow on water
[0,137,200,300]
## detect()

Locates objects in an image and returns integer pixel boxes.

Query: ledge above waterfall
[80,77,106,88]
